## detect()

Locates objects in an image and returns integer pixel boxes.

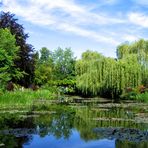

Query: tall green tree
[53,47,76,80]
[76,46,147,98]
[0,11,35,87]
[34,48,53,85]
[0,28,22,88]
[34,47,76,86]
[117,39,148,86]
[116,44,130,59]
[39,47,52,63]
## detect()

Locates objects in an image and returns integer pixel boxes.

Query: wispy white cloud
[1,0,55,25]
[57,23,119,44]
[1,0,148,57]
[1,0,123,46]
[128,12,148,28]
[122,34,139,42]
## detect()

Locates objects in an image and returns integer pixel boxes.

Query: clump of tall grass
[0,89,55,108]
[136,92,148,103]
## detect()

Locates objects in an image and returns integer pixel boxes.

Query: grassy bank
[0,89,55,108]
[0,88,147,109]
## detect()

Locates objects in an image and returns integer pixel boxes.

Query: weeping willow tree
[76,50,104,95]
[117,39,148,87]
[76,39,148,98]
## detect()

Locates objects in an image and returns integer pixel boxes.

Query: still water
[0,103,147,148]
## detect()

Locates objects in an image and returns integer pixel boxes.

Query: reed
[0,89,54,108]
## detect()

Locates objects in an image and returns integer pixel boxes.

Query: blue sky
[1,0,148,58]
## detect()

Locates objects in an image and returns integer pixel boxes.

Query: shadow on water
[0,102,147,148]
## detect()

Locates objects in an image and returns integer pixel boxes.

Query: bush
[47,78,76,95]
[136,92,148,102]
[120,91,138,100]
[120,85,148,102]
[58,86,75,95]
[48,79,76,86]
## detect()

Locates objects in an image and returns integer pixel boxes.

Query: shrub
[120,91,138,100]
[136,92,148,102]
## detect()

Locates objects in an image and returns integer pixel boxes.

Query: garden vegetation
[0,11,148,104]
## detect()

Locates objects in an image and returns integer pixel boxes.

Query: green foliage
[0,12,35,87]
[76,40,148,99]
[47,79,76,95]
[117,39,148,87]
[0,28,23,89]
[34,47,76,92]
[0,89,54,108]
[0,12,147,101]
[48,79,75,86]
[52,47,76,79]
[120,90,138,100]
[35,62,52,85]
[39,47,53,64]
[34,47,53,85]
[120,85,148,102]
[116,43,129,59]
[76,51,105,96]
[82,50,103,60]
[136,92,148,102]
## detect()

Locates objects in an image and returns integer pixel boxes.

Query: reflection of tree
[0,105,147,147]
[33,107,76,139]
[0,113,35,147]
[49,111,75,139]
[34,115,53,138]
[73,107,147,141]
[0,135,32,148]
[115,139,148,148]
[74,108,98,141]
[0,114,35,130]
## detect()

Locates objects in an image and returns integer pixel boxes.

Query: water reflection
[0,105,147,148]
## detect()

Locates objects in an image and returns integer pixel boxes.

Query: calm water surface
[0,103,147,148]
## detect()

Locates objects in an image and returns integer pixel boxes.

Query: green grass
[0,89,55,108]
[136,92,148,103]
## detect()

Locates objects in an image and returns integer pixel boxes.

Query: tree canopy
[0,12,147,100]
[0,28,23,89]
[0,11,35,87]
[76,41,148,98]
[34,47,76,86]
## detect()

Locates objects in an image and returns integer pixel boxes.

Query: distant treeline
[0,11,148,100]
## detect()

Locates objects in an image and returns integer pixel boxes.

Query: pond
[0,101,148,148]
